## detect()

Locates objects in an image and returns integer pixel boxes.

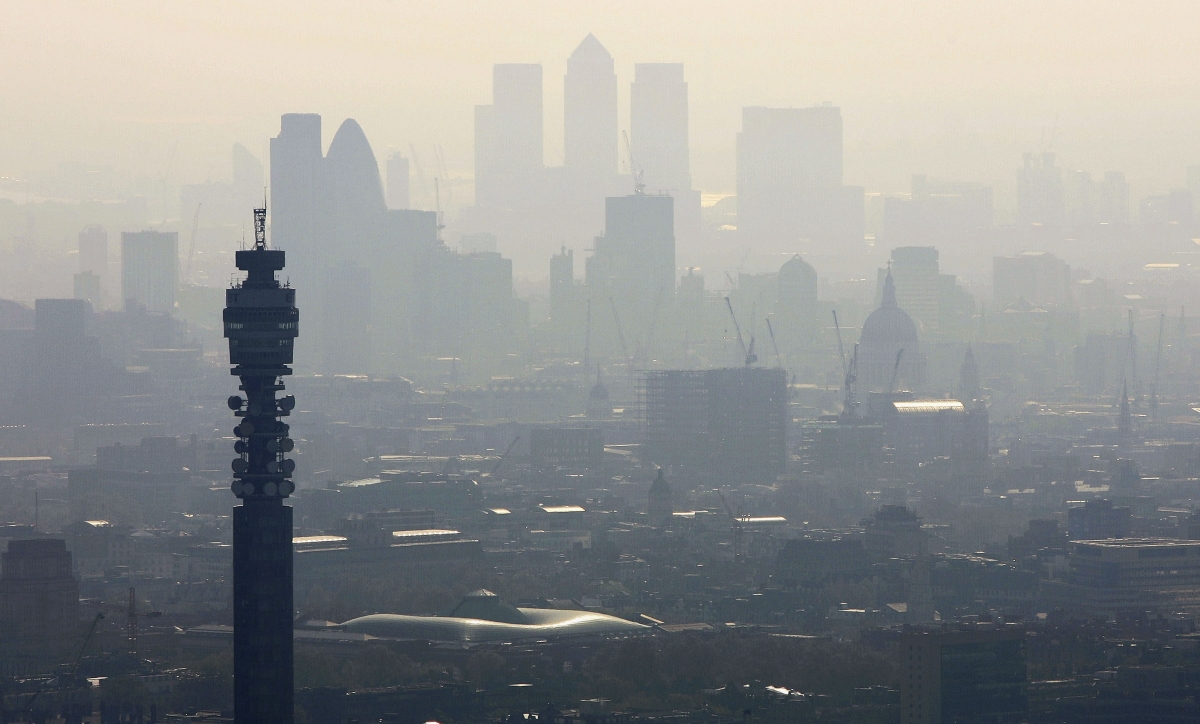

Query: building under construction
[642,367,787,482]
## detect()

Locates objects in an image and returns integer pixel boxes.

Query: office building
[586,193,675,356]
[899,626,1027,724]
[270,113,323,266]
[0,539,80,653]
[631,63,691,193]
[73,271,102,307]
[564,34,617,184]
[877,246,974,338]
[318,118,386,374]
[643,367,788,482]
[30,298,105,426]
[224,207,299,723]
[1067,499,1131,540]
[530,426,603,471]
[386,152,410,210]
[631,63,701,241]
[883,175,992,245]
[476,63,543,209]
[773,254,820,349]
[737,105,862,246]
[78,224,108,277]
[494,63,543,173]
[876,397,989,468]
[121,230,178,313]
[1062,538,1200,617]
[993,251,1072,310]
[1068,169,1131,225]
[1017,152,1066,226]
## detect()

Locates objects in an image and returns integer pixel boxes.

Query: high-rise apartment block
[121,230,178,313]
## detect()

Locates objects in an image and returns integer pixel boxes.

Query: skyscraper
[320,118,385,375]
[495,64,543,174]
[564,34,617,184]
[736,105,861,247]
[474,63,543,210]
[631,63,690,193]
[78,225,107,277]
[76,225,107,308]
[225,207,299,724]
[386,152,410,210]
[270,114,322,262]
[1017,151,1066,226]
[0,539,80,658]
[121,230,177,313]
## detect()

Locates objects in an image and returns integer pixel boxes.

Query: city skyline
[3,1,1200,206]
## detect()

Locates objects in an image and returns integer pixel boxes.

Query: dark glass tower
[224,207,298,723]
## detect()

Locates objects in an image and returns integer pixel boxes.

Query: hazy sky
[3,0,1199,206]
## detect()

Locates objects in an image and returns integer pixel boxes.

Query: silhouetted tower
[224,206,299,724]
[959,344,980,402]
[647,468,672,526]
[1118,379,1132,442]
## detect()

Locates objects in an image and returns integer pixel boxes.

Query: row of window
[230,339,294,347]
[225,321,297,331]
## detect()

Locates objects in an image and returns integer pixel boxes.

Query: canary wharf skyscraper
[224,206,298,723]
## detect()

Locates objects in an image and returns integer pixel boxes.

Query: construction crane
[1128,309,1140,403]
[724,297,755,366]
[87,586,161,656]
[491,436,521,477]
[609,297,633,375]
[433,178,446,240]
[833,310,848,378]
[622,131,644,195]
[833,311,857,419]
[643,287,665,367]
[583,298,592,369]
[433,144,454,206]
[409,144,430,202]
[765,318,782,368]
[887,349,905,395]
[23,612,105,719]
[1151,312,1165,425]
[184,203,201,283]
[717,490,746,564]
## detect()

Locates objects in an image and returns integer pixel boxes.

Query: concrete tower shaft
[224,206,299,724]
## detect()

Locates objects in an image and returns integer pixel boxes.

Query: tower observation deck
[224,206,298,723]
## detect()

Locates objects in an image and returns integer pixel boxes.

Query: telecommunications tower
[224,206,299,723]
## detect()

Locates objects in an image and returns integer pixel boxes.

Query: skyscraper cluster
[270,115,520,377]
[469,36,700,264]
